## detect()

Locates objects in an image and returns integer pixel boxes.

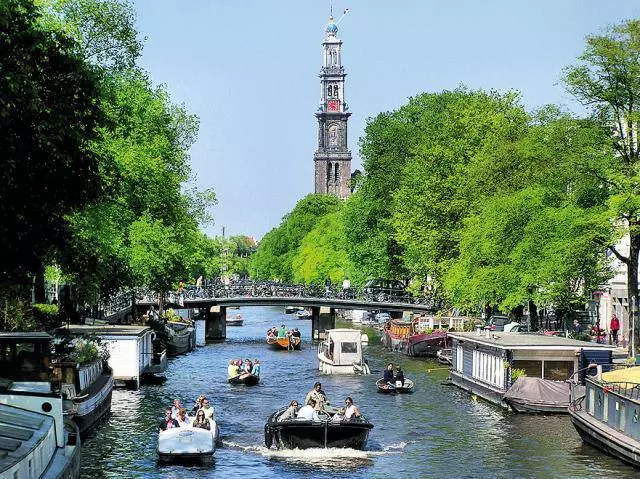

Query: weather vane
[329,0,350,24]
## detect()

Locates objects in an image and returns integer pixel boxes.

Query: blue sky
[133,1,640,239]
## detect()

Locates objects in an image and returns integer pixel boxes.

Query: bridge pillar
[205,305,226,341]
[311,306,335,340]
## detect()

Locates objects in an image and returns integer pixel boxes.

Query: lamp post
[593,290,603,343]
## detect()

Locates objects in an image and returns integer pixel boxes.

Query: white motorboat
[317,329,370,375]
[157,418,219,464]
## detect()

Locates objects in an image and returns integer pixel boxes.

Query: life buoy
[264,423,273,449]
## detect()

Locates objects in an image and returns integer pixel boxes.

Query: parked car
[487,314,509,331]
[363,278,409,302]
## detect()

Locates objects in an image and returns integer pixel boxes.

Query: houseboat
[164,321,196,356]
[448,331,615,410]
[317,329,370,375]
[569,365,640,468]
[52,343,114,435]
[0,332,81,478]
[59,325,161,389]
[383,316,447,357]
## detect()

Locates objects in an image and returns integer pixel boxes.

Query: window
[341,342,358,353]
[327,162,333,181]
[334,163,339,182]
[472,350,504,388]
[512,360,542,378]
[543,361,574,381]
[456,345,463,372]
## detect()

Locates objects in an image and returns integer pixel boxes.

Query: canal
[81,307,637,478]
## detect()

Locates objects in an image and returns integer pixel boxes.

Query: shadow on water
[80,306,638,479]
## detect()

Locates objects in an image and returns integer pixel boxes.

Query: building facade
[313,16,352,199]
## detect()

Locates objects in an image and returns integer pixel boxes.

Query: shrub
[511,368,527,382]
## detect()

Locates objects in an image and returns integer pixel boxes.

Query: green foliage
[33,303,59,316]
[162,308,182,323]
[511,368,527,382]
[70,338,100,364]
[568,331,592,342]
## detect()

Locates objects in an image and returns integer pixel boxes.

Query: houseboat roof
[448,332,616,350]
[0,332,52,341]
[57,324,151,338]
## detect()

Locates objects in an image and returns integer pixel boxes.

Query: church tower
[314,15,352,199]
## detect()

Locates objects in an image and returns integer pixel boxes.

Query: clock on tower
[327,100,339,111]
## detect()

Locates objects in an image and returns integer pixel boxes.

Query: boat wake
[222,440,407,468]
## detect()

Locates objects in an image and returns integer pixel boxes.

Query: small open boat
[264,406,373,450]
[296,309,312,320]
[436,348,452,365]
[228,373,260,386]
[285,306,304,314]
[375,378,415,394]
[157,418,219,465]
[227,314,244,326]
[266,335,301,350]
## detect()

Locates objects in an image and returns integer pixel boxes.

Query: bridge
[97,282,437,341]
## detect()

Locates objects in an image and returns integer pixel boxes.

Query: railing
[601,381,640,401]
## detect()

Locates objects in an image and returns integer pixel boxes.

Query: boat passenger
[343,397,361,421]
[159,407,179,431]
[251,359,261,377]
[278,324,287,338]
[394,366,405,386]
[297,399,320,421]
[191,394,206,414]
[305,382,328,410]
[171,398,183,419]
[292,328,301,338]
[201,399,215,420]
[176,407,190,427]
[192,409,211,430]
[278,400,299,421]
[243,358,253,373]
[383,363,394,383]
[330,407,346,423]
[227,360,238,378]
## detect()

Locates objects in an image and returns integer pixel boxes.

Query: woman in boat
[251,359,261,377]
[176,407,190,427]
[330,407,346,423]
[344,397,361,421]
[305,382,328,410]
[227,360,238,378]
[191,394,206,414]
[383,363,394,384]
[192,409,210,430]
[201,399,215,420]
[278,400,299,421]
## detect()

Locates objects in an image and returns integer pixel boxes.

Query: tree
[0,0,104,295]
[563,19,640,348]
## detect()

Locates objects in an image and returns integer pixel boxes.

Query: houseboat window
[472,350,503,388]
[512,360,542,378]
[543,360,574,380]
[341,342,358,354]
[620,402,626,430]
[456,345,463,372]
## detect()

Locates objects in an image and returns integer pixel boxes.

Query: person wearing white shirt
[297,399,320,421]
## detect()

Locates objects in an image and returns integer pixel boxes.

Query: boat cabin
[448,331,615,407]
[58,325,155,389]
[317,329,370,375]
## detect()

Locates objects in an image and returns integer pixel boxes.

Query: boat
[228,373,260,385]
[569,364,640,468]
[383,317,448,357]
[285,306,304,314]
[318,329,370,375]
[296,309,312,320]
[164,321,196,356]
[266,334,302,350]
[227,314,244,326]
[447,331,615,409]
[375,378,415,394]
[157,418,220,465]
[264,406,373,450]
[53,346,114,435]
[437,348,453,365]
[503,376,574,414]
[0,332,82,478]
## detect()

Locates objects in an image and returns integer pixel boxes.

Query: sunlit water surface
[81,307,637,478]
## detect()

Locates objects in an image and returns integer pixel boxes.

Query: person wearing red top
[610,314,621,346]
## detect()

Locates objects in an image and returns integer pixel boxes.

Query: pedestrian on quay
[610,313,620,346]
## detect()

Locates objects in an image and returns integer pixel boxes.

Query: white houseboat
[317,329,370,375]
[0,332,81,479]
[60,325,158,389]
[448,331,615,410]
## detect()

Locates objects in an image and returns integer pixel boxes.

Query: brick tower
[313,15,352,199]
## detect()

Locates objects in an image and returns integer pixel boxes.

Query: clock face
[327,100,339,112]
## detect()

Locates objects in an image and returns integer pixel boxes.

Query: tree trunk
[629,229,640,352]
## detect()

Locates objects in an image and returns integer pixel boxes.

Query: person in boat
[331,407,346,423]
[394,366,405,386]
[278,324,287,338]
[343,397,361,421]
[240,359,253,379]
[278,400,299,421]
[383,363,394,384]
[251,359,261,377]
[191,394,206,414]
[192,409,211,430]
[176,407,190,427]
[159,407,179,431]
[305,382,328,410]
[171,398,183,419]
[201,398,215,420]
[228,360,238,378]
[297,398,320,421]
[292,328,301,338]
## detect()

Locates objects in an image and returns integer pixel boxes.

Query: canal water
[81,307,637,478]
